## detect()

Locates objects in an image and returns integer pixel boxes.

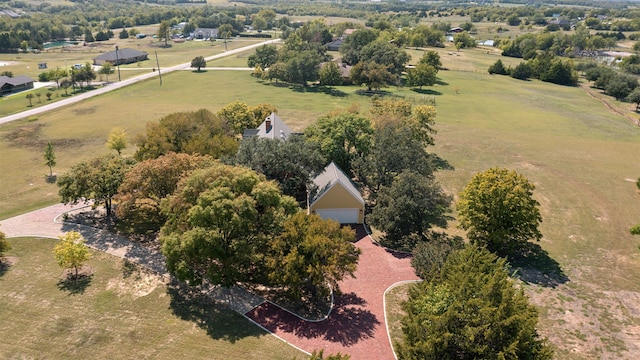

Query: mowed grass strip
[0,237,305,360]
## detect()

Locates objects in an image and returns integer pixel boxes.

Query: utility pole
[115,45,122,82]
[155,51,162,86]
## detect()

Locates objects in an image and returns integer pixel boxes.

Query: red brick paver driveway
[246,226,420,360]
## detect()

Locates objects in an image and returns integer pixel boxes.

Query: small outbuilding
[93,48,148,66]
[309,162,365,224]
[0,75,34,96]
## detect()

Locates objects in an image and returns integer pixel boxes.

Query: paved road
[0,39,279,125]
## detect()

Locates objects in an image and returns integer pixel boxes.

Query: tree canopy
[269,212,360,298]
[233,136,326,206]
[134,109,238,161]
[217,101,277,135]
[191,56,206,72]
[160,163,299,287]
[247,44,278,69]
[115,152,215,234]
[44,141,56,178]
[367,171,452,251]
[53,231,92,279]
[106,127,127,155]
[58,154,135,216]
[353,118,441,203]
[457,168,543,256]
[305,111,373,176]
[398,246,553,360]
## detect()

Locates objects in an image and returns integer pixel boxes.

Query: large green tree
[350,61,396,91]
[269,212,360,298]
[157,20,170,47]
[398,246,553,360]
[319,61,343,87]
[160,164,299,288]
[191,56,206,72]
[359,39,410,76]
[134,109,238,161]
[353,119,441,203]
[247,44,278,69]
[233,136,326,206]
[284,50,323,86]
[406,62,437,89]
[305,111,374,176]
[368,171,452,251]
[457,168,543,256]
[58,154,135,217]
[115,152,215,234]
[340,28,379,66]
[217,101,276,134]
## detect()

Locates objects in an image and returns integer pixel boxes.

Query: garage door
[315,208,359,224]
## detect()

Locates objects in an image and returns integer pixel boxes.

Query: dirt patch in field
[73,106,97,116]
[2,123,88,150]
[525,275,640,359]
[106,270,161,298]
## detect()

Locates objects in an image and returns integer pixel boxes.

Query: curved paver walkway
[0,203,168,274]
[246,226,420,360]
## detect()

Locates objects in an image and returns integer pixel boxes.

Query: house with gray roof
[192,28,218,40]
[93,48,148,66]
[243,112,293,140]
[0,75,34,96]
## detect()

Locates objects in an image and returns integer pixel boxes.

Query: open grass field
[0,237,305,359]
[2,38,640,358]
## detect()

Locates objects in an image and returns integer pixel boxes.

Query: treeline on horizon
[2,0,640,52]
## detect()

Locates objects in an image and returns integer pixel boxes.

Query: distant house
[321,60,352,84]
[192,28,218,40]
[449,27,464,33]
[93,48,148,66]
[478,39,495,47]
[243,112,294,140]
[0,75,33,95]
[0,75,34,96]
[309,162,365,224]
[325,38,345,51]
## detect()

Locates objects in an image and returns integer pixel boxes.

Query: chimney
[265,119,272,132]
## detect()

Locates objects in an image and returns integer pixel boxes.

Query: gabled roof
[311,162,364,206]
[256,112,293,140]
[0,75,33,87]
[93,48,147,62]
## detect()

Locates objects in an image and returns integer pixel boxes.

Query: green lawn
[0,238,305,359]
